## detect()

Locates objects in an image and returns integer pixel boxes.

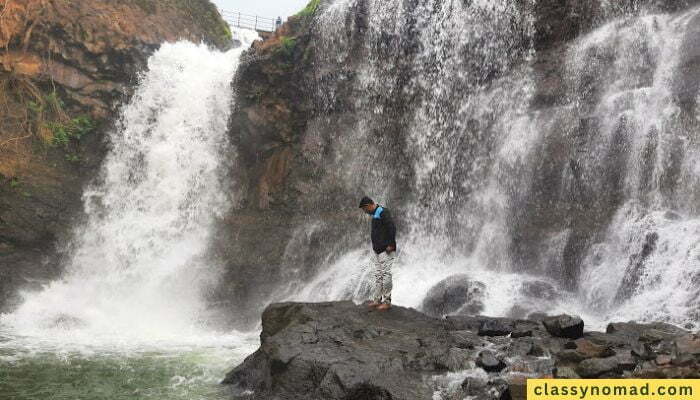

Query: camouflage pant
[372,251,395,303]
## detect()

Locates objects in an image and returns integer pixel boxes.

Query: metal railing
[220,10,277,32]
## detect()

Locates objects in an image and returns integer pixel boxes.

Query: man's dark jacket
[370,206,397,254]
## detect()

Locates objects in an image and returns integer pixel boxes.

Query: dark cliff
[0,0,231,311]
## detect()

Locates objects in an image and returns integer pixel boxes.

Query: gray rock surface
[223,301,700,399]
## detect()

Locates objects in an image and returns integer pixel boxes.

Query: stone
[585,331,634,347]
[506,376,528,400]
[631,341,655,360]
[574,338,615,358]
[575,357,621,378]
[476,350,507,372]
[606,322,688,341]
[615,350,638,371]
[511,327,533,338]
[655,355,672,365]
[555,366,580,379]
[673,334,700,357]
[420,275,486,317]
[520,280,561,301]
[543,314,585,339]
[449,330,480,349]
[479,318,515,336]
[444,347,473,371]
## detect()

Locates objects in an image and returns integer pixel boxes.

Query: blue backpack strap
[373,206,384,219]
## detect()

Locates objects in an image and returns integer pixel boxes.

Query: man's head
[358,196,377,215]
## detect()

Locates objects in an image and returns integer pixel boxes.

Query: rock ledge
[223,301,700,400]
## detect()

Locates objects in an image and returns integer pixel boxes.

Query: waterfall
[291,0,700,330]
[1,37,255,342]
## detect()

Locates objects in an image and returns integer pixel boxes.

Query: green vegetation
[65,154,81,163]
[27,90,92,150]
[296,0,321,17]
[9,177,20,189]
[173,0,233,45]
[47,116,95,148]
[126,0,232,45]
[279,36,297,57]
[131,0,157,14]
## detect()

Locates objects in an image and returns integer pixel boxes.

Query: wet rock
[574,338,615,358]
[511,328,533,338]
[520,280,561,301]
[506,376,528,400]
[479,318,515,337]
[673,334,700,357]
[606,321,688,340]
[543,314,584,339]
[631,341,655,360]
[615,350,637,371]
[656,354,672,365]
[444,347,474,371]
[477,350,507,372]
[507,340,534,357]
[420,275,486,317]
[584,331,633,347]
[449,330,481,349]
[224,301,700,399]
[555,366,580,379]
[575,357,621,378]
[556,338,615,362]
[527,312,549,322]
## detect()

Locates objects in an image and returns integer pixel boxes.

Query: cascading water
[0,30,260,400]
[289,0,700,331]
[4,41,236,340]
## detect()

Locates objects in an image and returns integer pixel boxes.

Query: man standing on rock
[359,196,397,311]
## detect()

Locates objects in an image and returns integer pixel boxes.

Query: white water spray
[2,36,256,344]
[290,1,700,331]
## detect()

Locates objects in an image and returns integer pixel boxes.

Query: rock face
[0,0,231,311]
[222,301,700,399]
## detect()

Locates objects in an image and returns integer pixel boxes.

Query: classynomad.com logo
[527,379,700,400]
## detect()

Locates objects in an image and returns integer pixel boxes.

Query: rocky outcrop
[0,0,231,311]
[223,301,700,399]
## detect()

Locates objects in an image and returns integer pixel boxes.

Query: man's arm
[382,209,397,251]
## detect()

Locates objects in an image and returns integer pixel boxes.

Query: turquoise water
[0,328,259,400]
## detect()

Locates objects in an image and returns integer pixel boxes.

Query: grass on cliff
[279,36,296,57]
[296,0,321,17]
[0,75,94,171]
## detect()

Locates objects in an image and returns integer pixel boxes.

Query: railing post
[238,12,241,28]
[254,16,258,31]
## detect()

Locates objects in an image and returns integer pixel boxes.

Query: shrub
[297,0,321,17]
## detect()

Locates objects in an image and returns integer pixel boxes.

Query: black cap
[358,196,374,208]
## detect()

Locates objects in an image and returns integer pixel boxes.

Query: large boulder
[543,314,585,339]
[420,274,486,317]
